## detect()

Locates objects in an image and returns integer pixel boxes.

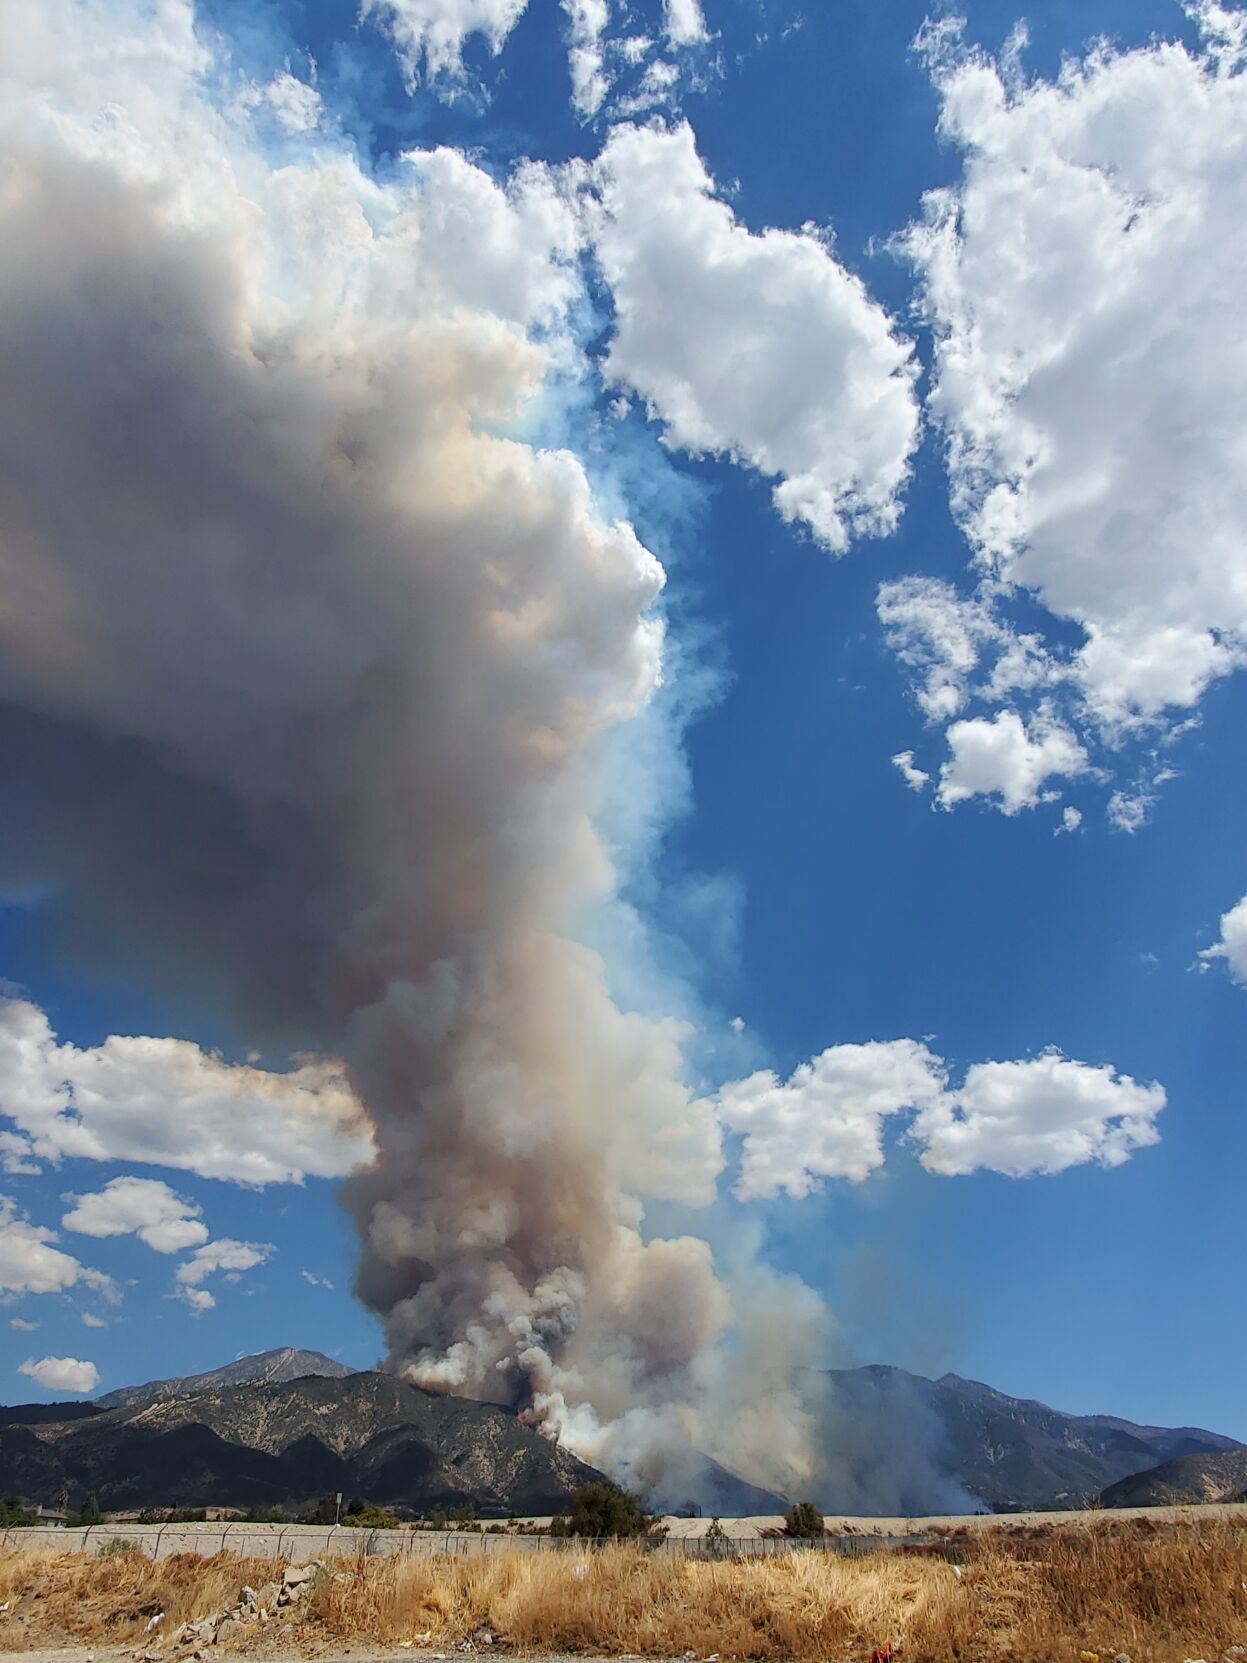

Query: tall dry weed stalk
[0,1521,1243,1661]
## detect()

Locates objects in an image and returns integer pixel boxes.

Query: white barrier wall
[0,1523,890,1560]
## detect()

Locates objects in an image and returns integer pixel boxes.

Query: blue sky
[1,0,1245,1490]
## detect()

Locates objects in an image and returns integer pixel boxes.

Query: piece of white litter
[146,1613,164,1631]
[952,1566,963,1580]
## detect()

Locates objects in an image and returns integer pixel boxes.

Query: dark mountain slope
[827,1364,1242,1512]
[0,1371,602,1516]
[95,1347,355,1410]
[1100,1447,1247,1508]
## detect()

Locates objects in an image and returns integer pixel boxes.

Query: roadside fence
[0,1523,924,1562]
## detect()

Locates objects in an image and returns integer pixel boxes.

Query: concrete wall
[0,1523,882,1561]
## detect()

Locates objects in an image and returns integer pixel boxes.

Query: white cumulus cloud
[913,1052,1165,1177]
[891,750,930,793]
[174,1238,273,1312]
[937,707,1088,814]
[662,0,709,47]
[62,1176,209,1254]
[718,1040,948,1198]
[262,71,322,134]
[0,997,375,1187]
[1199,891,1247,984]
[718,1043,1164,1194]
[0,1195,114,1299]
[18,1355,100,1394]
[563,0,611,117]
[888,6,1247,798]
[591,121,919,551]
[362,0,528,91]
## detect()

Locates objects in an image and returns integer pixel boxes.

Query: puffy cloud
[890,7,1247,787]
[394,147,582,334]
[174,1238,274,1312]
[362,0,528,91]
[1107,788,1154,834]
[662,0,709,47]
[913,1053,1165,1178]
[61,1176,209,1253]
[937,707,1088,814]
[719,1040,948,1198]
[0,997,375,1187]
[10,1316,40,1331]
[563,0,611,117]
[719,1044,1164,1193]
[81,1312,107,1328]
[0,1195,114,1299]
[1198,891,1247,984]
[591,122,919,551]
[891,750,930,793]
[877,576,1055,724]
[18,1355,100,1394]
[1056,805,1083,835]
[0,1130,40,1176]
[262,72,322,134]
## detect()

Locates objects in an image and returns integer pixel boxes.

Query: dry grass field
[1,1517,1244,1662]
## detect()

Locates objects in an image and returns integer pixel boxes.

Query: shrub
[784,1500,825,1539]
[554,1482,654,1539]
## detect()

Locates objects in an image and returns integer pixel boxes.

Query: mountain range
[825,1364,1243,1512]
[1099,1447,1247,1508]
[94,1347,356,1410]
[1,1351,1241,1517]
[0,1363,601,1516]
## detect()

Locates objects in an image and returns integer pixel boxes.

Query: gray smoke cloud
[0,0,860,1509]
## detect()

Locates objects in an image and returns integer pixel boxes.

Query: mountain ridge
[94,1347,357,1410]
[826,1363,1242,1512]
[0,1370,603,1517]
[1099,1447,1247,1508]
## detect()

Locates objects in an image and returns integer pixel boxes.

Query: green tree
[783,1500,824,1539]
[703,1516,730,1560]
[71,1493,103,1527]
[560,1482,653,1539]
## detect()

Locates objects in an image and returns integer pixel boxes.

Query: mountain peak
[95,1347,357,1411]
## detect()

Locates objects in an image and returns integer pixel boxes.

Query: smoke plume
[0,0,844,1506]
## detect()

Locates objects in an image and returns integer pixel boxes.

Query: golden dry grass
[0,1546,286,1646]
[0,1519,1244,1662]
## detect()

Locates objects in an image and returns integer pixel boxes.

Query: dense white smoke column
[0,0,843,1503]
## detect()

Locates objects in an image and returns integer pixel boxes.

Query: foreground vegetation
[0,1518,1243,1660]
